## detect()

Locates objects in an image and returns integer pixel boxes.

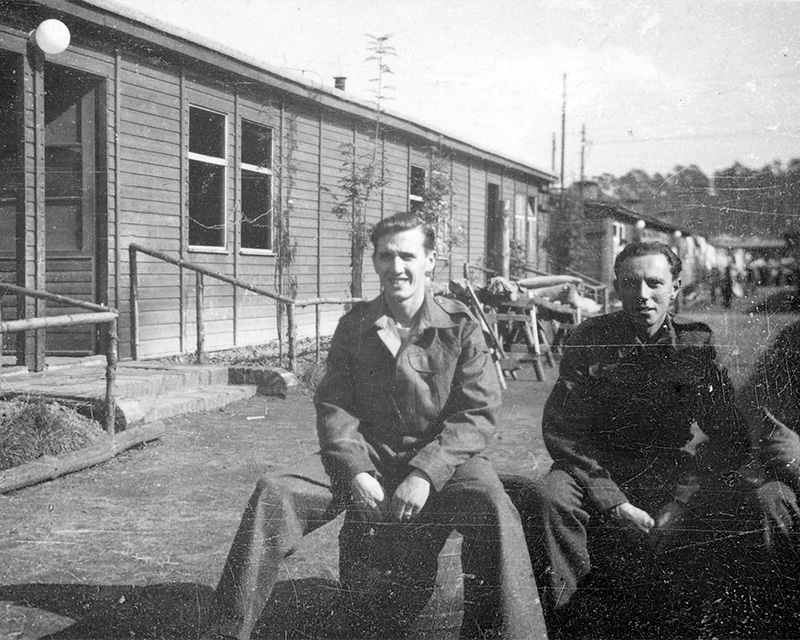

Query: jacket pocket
[406,351,453,414]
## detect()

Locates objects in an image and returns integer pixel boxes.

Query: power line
[688,203,800,219]
[593,129,800,145]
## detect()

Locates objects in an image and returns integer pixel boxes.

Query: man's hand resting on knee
[390,469,431,522]
[755,480,800,549]
[650,500,692,553]
[609,502,655,536]
[351,472,387,519]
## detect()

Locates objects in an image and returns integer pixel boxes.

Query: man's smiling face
[372,226,436,311]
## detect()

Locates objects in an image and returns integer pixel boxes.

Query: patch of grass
[0,397,109,471]
[159,336,331,369]
[749,287,800,313]
[298,360,328,394]
[157,336,332,394]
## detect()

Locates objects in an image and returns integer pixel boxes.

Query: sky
[108,0,800,184]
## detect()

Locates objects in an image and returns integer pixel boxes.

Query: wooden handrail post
[287,302,296,372]
[127,245,374,366]
[277,301,283,366]
[315,304,321,362]
[128,246,139,360]
[196,272,205,364]
[105,317,118,435]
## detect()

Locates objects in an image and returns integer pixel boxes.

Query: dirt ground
[0,356,554,640]
[0,287,798,640]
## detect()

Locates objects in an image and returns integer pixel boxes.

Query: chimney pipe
[334,76,346,91]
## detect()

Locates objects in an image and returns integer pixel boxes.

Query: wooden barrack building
[0,0,555,365]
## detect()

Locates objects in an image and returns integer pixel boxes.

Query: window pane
[190,107,225,158]
[242,121,272,169]
[45,101,78,145]
[515,216,525,243]
[45,146,82,198]
[0,51,22,254]
[0,198,15,253]
[527,218,537,256]
[45,199,81,251]
[527,199,537,256]
[241,171,272,250]
[410,165,426,198]
[189,159,225,246]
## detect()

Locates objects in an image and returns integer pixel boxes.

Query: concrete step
[0,363,230,400]
[113,363,231,397]
[0,357,298,428]
[117,383,259,425]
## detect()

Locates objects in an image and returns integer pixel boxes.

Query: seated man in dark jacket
[525,242,753,635]
[204,212,546,640]
[738,319,800,547]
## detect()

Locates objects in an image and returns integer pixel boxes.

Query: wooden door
[0,51,23,354]
[43,63,102,355]
[485,183,503,275]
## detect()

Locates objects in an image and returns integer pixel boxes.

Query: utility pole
[560,73,566,215]
[551,132,556,173]
[579,124,586,203]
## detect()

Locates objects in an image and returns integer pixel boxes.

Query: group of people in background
[202,212,800,640]
[709,254,797,308]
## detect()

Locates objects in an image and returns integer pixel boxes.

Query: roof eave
[36,0,555,183]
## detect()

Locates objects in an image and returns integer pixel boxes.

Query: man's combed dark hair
[370,212,436,254]
[614,241,682,278]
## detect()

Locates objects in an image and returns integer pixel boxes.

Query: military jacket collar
[359,290,457,357]
[611,312,678,360]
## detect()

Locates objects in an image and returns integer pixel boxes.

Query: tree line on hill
[588,158,800,240]
[541,158,800,274]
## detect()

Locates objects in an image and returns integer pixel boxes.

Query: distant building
[580,200,716,295]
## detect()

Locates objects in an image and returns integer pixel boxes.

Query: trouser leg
[424,456,548,640]
[338,510,444,638]
[519,469,591,614]
[670,478,786,638]
[212,452,344,640]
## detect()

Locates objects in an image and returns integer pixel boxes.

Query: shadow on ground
[749,287,800,313]
[0,582,213,639]
[0,578,349,639]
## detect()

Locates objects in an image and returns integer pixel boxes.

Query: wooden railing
[292,295,363,369]
[0,283,119,434]
[463,263,498,282]
[519,265,550,277]
[128,244,361,372]
[564,267,610,313]
[463,261,611,314]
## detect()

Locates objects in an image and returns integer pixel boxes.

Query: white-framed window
[240,120,273,252]
[409,165,426,212]
[188,105,227,249]
[513,194,539,264]
[612,221,628,256]
[514,193,526,247]
[526,196,538,261]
